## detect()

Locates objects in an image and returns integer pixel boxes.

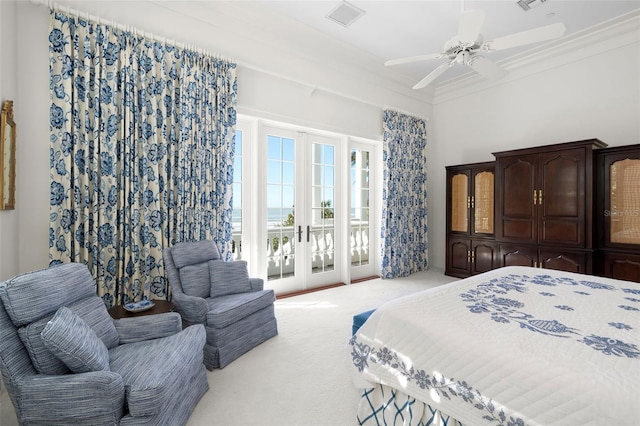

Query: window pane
[267,160,282,184]
[282,138,295,161]
[267,135,281,159]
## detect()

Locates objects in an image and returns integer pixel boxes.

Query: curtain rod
[28,0,233,62]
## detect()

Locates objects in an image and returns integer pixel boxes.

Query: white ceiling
[253,0,640,88]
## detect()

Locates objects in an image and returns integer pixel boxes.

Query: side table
[108,300,174,320]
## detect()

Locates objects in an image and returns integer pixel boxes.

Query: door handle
[307,225,310,243]
[297,225,303,243]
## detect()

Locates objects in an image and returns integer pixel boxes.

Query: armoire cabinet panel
[538,150,585,246]
[499,245,590,273]
[471,240,498,275]
[498,155,536,243]
[447,237,472,277]
[447,237,498,278]
[538,249,590,274]
[499,245,537,268]
[446,162,495,236]
[595,144,640,283]
[495,140,603,248]
[602,252,640,283]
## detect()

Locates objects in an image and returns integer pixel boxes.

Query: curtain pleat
[380,109,429,278]
[49,10,237,306]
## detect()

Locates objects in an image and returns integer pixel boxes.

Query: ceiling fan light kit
[517,0,548,12]
[386,2,566,89]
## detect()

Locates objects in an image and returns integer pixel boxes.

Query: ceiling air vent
[326,1,366,27]
[517,0,548,11]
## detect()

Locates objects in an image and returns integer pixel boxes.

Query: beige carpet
[187,269,458,426]
[0,269,458,426]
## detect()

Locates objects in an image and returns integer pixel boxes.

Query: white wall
[0,0,19,281]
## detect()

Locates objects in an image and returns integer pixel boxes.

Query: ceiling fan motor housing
[444,35,483,63]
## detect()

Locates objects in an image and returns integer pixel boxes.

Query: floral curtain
[48,10,237,307]
[380,109,428,278]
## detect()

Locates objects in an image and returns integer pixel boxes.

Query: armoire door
[497,154,537,243]
[538,148,585,247]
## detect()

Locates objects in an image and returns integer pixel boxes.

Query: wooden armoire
[445,139,640,283]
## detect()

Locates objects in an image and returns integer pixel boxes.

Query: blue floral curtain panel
[380,109,428,278]
[49,10,237,306]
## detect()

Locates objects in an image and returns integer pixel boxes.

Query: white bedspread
[348,266,640,425]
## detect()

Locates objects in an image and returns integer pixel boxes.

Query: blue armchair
[0,262,209,425]
[163,240,278,369]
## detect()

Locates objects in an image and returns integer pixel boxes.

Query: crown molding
[433,9,640,104]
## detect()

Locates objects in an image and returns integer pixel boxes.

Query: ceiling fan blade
[413,62,452,89]
[485,22,566,52]
[457,9,485,44]
[468,56,507,81]
[384,53,443,66]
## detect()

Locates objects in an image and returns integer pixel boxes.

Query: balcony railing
[231,222,369,279]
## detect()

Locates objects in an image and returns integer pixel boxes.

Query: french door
[349,142,376,281]
[260,125,342,294]
[233,117,378,294]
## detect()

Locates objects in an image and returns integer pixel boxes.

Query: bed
[348,266,640,425]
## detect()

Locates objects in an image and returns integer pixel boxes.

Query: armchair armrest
[249,277,264,291]
[16,371,124,424]
[115,312,182,344]
[171,291,208,324]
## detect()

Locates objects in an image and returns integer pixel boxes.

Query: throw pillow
[41,306,110,373]
[18,296,118,375]
[179,263,212,298]
[209,260,252,298]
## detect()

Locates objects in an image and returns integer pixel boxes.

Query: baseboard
[276,282,345,299]
[350,275,379,283]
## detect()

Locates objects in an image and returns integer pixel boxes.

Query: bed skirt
[358,384,464,426]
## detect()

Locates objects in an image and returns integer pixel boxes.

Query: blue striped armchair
[163,240,278,369]
[0,262,209,425]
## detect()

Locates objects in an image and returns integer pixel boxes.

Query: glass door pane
[610,158,640,244]
[351,148,370,267]
[451,174,469,233]
[310,143,335,274]
[473,171,494,234]
[232,129,243,260]
[266,134,296,280]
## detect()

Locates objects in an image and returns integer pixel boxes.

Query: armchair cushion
[171,240,221,269]
[179,263,211,298]
[114,312,182,344]
[207,290,275,329]
[17,296,119,375]
[0,263,95,326]
[109,324,206,417]
[41,307,110,373]
[209,260,252,298]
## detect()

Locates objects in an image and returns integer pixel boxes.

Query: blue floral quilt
[348,266,640,426]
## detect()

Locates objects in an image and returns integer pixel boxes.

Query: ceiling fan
[385,4,566,89]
